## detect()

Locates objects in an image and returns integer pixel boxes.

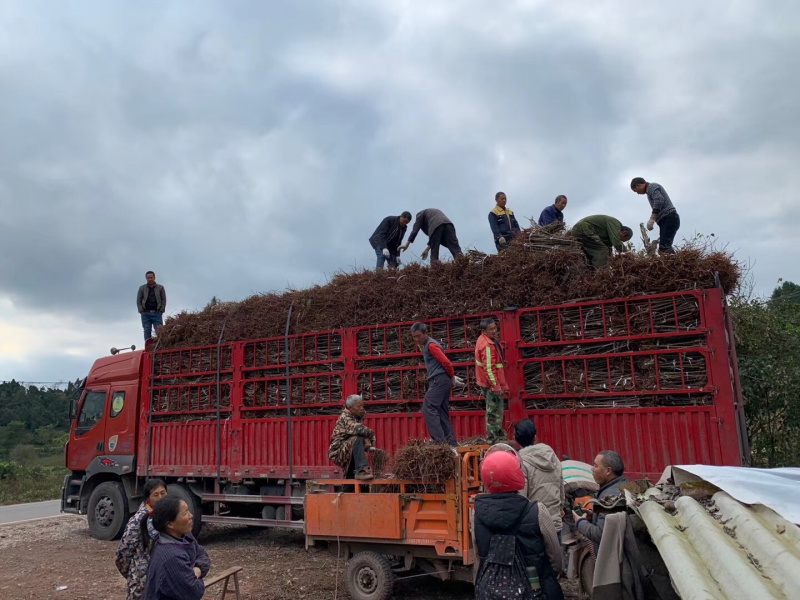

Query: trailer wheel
[167,483,203,538]
[346,551,394,600]
[88,481,128,540]
[579,552,595,597]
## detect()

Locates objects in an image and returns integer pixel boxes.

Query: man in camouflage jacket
[328,395,376,480]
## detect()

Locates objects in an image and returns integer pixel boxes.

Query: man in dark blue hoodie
[144,496,210,600]
[538,195,568,227]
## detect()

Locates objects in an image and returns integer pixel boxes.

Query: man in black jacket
[137,271,167,342]
[369,211,412,270]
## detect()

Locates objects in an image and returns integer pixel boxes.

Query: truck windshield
[77,391,107,432]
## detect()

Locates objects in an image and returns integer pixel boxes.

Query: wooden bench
[204,566,243,600]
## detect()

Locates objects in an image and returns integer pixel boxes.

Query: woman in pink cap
[474,445,564,600]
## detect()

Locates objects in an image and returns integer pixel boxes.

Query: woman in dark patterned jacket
[115,479,167,600]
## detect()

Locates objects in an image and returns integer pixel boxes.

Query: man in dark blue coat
[538,195,568,227]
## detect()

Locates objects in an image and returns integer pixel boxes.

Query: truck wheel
[166,483,203,538]
[346,551,394,600]
[88,481,128,540]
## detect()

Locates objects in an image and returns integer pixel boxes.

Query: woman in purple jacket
[144,496,210,600]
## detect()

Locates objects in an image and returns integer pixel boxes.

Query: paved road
[0,500,63,525]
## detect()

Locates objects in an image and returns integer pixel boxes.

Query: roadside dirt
[0,516,579,599]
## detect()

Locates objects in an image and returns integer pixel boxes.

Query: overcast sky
[1,1,798,383]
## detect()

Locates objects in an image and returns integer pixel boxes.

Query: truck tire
[346,551,394,600]
[166,483,203,538]
[88,481,128,540]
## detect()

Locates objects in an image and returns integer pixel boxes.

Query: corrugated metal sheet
[636,490,800,599]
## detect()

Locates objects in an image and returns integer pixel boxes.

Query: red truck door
[69,386,109,471]
[103,386,138,458]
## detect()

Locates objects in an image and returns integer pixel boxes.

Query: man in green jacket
[571,215,633,268]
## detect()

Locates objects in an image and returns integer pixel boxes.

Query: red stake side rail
[138,289,746,483]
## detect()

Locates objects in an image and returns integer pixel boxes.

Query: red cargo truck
[61,288,748,540]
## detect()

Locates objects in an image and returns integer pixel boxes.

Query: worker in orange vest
[475,317,510,443]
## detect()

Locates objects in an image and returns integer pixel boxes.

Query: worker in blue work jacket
[488,191,521,252]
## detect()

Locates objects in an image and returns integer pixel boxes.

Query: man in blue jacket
[369,211,412,270]
[488,191,521,252]
[538,195,568,227]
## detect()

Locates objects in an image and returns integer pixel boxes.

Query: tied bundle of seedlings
[521,220,581,253]
[391,439,458,482]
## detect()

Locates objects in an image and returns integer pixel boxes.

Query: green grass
[0,461,68,505]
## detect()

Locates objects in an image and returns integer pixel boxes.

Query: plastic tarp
[660,465,800,524]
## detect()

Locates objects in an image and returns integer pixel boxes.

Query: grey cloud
[1,2,799,382]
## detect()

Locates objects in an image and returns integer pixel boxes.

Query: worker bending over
[475,318,509,443]
[538,195,568,227]
[369,211,412,270]
[328,395,377,480]
[488,191,521,252]
[401,208,462,264]
[630,177,680,254]
[571,215,633,269]
[411,322,461,445]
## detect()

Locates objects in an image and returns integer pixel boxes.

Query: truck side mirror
[69,398,78,421]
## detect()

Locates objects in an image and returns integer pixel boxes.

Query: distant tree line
[0,380,79,462]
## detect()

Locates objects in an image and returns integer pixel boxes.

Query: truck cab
[61,350,144,540]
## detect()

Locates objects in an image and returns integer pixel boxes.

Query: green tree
[0,382,72,459]
[770,280,800,305]
[731,292,800,467]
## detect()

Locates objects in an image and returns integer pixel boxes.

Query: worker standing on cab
[137,271,167,343]
[410,322,461,445]
[489,192,521,252]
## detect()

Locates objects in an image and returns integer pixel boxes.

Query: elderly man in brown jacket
[514,419,565,535]
[328,395,377,480]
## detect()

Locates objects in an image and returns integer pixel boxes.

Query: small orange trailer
[304,446,488,600]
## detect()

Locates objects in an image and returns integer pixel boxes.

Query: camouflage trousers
[481,388,505,443]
